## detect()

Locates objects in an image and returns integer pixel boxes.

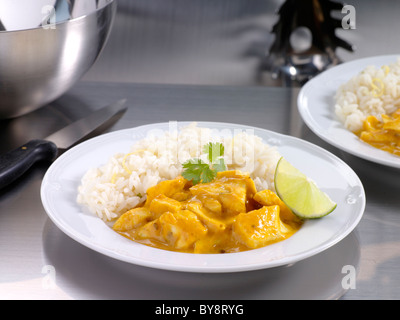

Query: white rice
[335,58,400,132]
[77,123,281,221]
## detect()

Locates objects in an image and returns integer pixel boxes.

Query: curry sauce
[112,170,302,254]
[358,108,400,156]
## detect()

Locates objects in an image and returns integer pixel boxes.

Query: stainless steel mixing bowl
[0,0,116,118]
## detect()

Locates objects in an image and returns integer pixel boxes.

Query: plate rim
[298,54,400,169]
[41,121,366,273]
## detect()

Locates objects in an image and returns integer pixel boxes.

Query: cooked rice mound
[335,58,400,132]
[77,123,281,221]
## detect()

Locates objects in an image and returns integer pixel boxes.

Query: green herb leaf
[182,158,214,185]
[182,142,227,185]
[211,158,227,173]
[199,165,217,184]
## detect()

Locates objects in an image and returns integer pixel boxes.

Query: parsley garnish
[182,142,227,185]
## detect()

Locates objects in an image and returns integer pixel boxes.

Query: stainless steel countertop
[1,81,399,300]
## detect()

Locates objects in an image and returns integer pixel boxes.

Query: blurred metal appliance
[262,0,355,87]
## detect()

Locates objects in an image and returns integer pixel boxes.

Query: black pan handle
[0,140,58,189]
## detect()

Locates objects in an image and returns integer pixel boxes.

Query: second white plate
[298,54,400,168]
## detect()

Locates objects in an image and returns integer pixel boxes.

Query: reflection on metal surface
[288,87,304,138]
[0,107,69,155]
[0,95,90,154]
[41,218,360,299]
[0,278,73,300]
[357,241,400,293]
[45,99,127,150]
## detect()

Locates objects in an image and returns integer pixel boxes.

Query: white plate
[298,54,400,168]
[41,122,365,273]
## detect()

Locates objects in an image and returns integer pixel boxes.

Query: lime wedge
[274,157,337,219]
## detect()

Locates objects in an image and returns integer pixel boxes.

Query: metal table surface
[0,81,399,300]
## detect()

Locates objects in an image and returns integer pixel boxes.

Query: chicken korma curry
[113,170,302,253]
[358,108,400,156]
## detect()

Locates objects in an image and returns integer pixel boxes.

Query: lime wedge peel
[274,157,337,219]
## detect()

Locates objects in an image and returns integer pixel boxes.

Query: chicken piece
[216,170,248,179]
[149,194,183,218]
[201,198,222,214]
[217,170,257,197]
[383,114,400,132]
[189,182,226,197]
[113,207,152,232]
[217,179,247,215]
[170,190,192,202]
[216,170,260,212]
[233,205,292,249]
[360,131,397,143]
[253,189,301,224]
[363,115,381,131]
[144,176,187,206]
[189,172,248,216]
[186,201,227,232]
[137,210,207,250]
